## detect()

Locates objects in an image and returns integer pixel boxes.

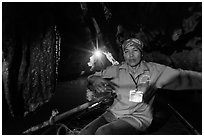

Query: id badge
[129,89,143,103]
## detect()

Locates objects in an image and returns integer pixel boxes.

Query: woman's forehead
[124,45,139,50]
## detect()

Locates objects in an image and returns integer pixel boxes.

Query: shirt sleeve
[156,66,202,90]
[88,65,118,80]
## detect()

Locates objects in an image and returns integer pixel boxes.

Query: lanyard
[129,72,140,90]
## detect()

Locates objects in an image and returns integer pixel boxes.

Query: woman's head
[122,38,143,67]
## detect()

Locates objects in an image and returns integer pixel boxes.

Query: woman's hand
[87,76,118,93]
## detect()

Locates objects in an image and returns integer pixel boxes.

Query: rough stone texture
[2,4,61,117]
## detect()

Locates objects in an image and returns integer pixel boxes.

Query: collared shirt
[91,60,202,130]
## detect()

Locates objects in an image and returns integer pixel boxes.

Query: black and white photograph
[2,2,202,135]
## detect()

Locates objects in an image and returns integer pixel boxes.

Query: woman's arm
[156,66,202,90]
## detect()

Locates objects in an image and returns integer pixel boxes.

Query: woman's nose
[129,52,134,57]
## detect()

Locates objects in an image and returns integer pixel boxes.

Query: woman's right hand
[87,75,118,93]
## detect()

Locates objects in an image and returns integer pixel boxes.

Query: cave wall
[2,3,61,117]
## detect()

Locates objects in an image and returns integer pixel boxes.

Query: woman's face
[123,45,142,67]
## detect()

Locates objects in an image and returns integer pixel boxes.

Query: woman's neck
[128,64,140,75]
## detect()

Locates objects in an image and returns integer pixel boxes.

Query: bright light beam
[94,49,102,58]
[88,48,119,71]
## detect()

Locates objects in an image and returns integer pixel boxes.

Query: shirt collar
[119,60,149,74]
